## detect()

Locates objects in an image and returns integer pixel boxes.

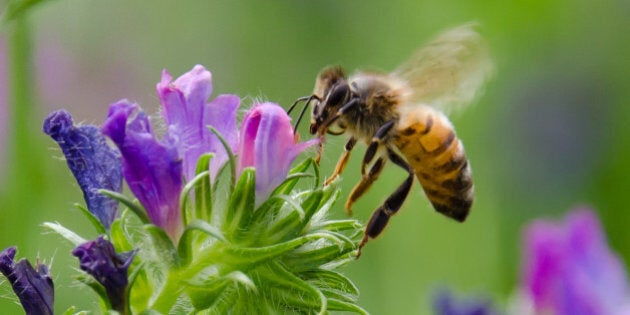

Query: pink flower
[238,102,317,204]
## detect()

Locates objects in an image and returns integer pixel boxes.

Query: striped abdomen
[394,106,473,222]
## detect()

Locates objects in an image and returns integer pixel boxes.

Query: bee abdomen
[422,154,473,220]
[395,106,474,222]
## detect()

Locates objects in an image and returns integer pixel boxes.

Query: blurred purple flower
[238,102,317,204]
[157,65,240,182]
[72,236,136,313]
[0,247,54,315]
[43,109,122,228]
[433,289,500,315]
[101,100,183,241]
[522,208,630,315]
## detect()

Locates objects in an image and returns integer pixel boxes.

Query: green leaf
[216,232,341,267]
[320,288,357,304]
[270,172,312,196]
[41,222,87,246]
[74,203,107,235]
[263,190,324,243]
[327,298,369,314]
[75,273,111,310]
[180,169,210,225]
[186,278,232,310]
[271,158,318,196]
[61,306,78,315]
[109,212,134,253]
[100,189,150,224]
[255,261,326,314]
[296,189,324,232]
[223,167,255,241]
[311,219,364,233]
[127,262,151,313]
[194,153,213,221]
[302,269,360,297]
[264,206,301,243]
[282,240,354,272]
[208,126,236,193]
[177,220,226,266]
[144,224,180,268]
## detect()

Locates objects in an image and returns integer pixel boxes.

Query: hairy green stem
[149,271,184,313]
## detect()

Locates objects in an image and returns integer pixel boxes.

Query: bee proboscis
[289,23,494,257]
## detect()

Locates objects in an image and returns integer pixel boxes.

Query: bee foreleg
[345,157,386,215]
[357,148,414,257]
[324,137,357,186]
[362,120,396,175]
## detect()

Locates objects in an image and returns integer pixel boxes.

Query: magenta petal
[158,66,211,129]
[238,102,316,204]
[522,208,630,315]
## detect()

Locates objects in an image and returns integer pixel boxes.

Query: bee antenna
[287,95,310,114]
[289,95,320,135]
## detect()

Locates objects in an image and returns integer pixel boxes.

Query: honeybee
[289,23,494,256]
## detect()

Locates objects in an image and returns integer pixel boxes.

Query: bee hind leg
[324,137,357,186]
[357,148,414,258]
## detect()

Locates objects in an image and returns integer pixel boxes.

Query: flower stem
[8,16,37,167]
[3,13,48,247]
[150,270,184,313]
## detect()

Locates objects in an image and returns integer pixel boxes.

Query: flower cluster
[1,65,364,314]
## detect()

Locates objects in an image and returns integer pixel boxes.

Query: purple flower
[157,65,240,182]
[101,100,184,241]
[238,102,318,204]
[521,208,630,315]
[433,289,500,315]
[43,109,122,228]
[72,237,136,313]
[0,247,54,315]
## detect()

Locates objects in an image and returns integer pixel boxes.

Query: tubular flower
[521,208,630,315]
[0,247,54,315]
[238,102,318,204]
[101,100,184,241]
[157,65,239,182]
[72,237,136,313]
[42,109,122,228]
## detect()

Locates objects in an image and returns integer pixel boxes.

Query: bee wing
[392,22,494,113]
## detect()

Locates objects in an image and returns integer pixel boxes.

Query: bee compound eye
[326,82,350,106]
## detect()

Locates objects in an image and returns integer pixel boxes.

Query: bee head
[310,66,350,135]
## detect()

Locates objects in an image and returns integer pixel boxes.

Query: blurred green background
[1,0,629,313]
